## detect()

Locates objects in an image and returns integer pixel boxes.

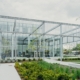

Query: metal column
[39,37,41,57]
[60,26,63,61]
[0,32,2,60]
[15,33,17,59]
[28,27,30,56]
[11,34,14,59]
[43,24,45,58]
[53,36,55,57]
[49,41,51,57]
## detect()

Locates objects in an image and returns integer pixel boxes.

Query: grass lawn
[64,60,80,64]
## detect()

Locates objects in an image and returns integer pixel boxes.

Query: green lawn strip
[63,60,80,63]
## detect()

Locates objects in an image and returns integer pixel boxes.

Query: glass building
[0,15,80,60]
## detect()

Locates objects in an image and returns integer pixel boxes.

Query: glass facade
[0,15,80,60]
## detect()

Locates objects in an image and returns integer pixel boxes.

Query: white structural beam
[15,34,17,59]
[43,36,45,57]
[49,43,51,57]
[12,20,17,59]
[28,27,30,50]
[1,30,80,38]
[13,20,16,33]
[43,24,61,35]
[60,26,63,61]
[62,27,80,34]
[11,34,14,59]
[43,24,45,57]
[0,32,2,60]
[23,22,44,41]
[0,15,80,26]
[39,37,41,57]
[53,36,55,57]
[12,33,17,59]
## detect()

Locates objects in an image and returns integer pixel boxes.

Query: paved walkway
[0,59,80,80]
[43,58,80,68]
[0,63,21,80]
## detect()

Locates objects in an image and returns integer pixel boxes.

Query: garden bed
[0,58,42,63]
[58,58,80,64]
[15,60,80,80]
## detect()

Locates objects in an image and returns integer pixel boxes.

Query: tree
[73,44,80,50]
[63,49,72,55]
[27,26,46,57]
[2,36,11,57]
[27,27,40,57]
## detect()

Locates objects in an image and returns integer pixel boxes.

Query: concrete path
[0,59,80,80]
[0,63,21,80]
[43,58,80,68]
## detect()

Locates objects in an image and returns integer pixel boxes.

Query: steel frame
[0,15,80,59]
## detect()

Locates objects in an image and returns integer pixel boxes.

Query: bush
[28,58,31,61]
[58,58,60,61]
[33,58,36,61]
[12,59,16,62]
[7,59,12,63]
[15,61,79,80]
[22,59,26,61]
[78,58,80,60]
[24,76,28,80]
[62,58,80,61]
[5,60,7,63]
[38,58,42,61]
[57,73,71,80]
[15,62,20,67]
[17,59,22,62]
[41,70,56,80]
[75,69,80,79]
[37,74,43,80]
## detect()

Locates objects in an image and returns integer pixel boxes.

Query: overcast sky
[0,0,80,24]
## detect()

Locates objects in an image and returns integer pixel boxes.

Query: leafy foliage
[73,44,80,50]
[15,61,80,80]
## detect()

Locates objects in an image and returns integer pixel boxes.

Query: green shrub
[28,58,31,61]
[61,58,80,61]
[57,73,71,80]
[78,58,80,60]
[37,74,43,80]
[71,69,80,80]
[15,62,20,68]
[62,58,65,61]
[5,60,7,63]
[17,59,22,62]
[41,70,56,80]
[15,61,80,80]
[24,76,28,80]
[22,58,26,61]
[58,58,60,61]
[38,58,42,61]
[33,58,36,61]
[65,68,69,73]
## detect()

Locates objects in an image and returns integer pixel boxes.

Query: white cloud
[0,0,80,24]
